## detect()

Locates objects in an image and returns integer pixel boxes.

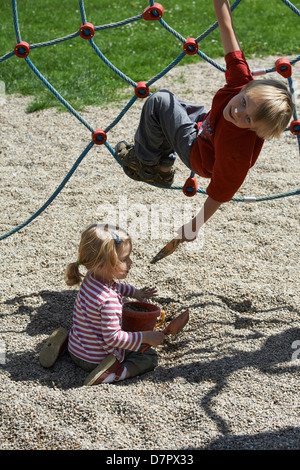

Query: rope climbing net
[1,0,300,241]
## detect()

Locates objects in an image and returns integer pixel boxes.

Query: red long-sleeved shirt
[190,50,264,202]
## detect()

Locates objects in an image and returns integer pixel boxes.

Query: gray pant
[69,348,158,378]
[134,89,207,169]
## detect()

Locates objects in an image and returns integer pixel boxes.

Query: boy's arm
[177,196,222,242]
[213,0,241,54]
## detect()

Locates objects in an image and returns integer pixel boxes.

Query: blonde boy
[116,0,294,241]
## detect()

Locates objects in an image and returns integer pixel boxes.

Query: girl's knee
[124,348,158,377]
[144,348,158,368]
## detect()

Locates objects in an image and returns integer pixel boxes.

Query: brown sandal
[115,141,174,188]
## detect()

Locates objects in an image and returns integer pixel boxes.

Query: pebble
[0,55,300,450]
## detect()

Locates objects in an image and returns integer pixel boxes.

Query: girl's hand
[142,330,165,347]
[135,286,157,301]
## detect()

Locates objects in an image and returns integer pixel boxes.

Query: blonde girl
[40,223,165,385]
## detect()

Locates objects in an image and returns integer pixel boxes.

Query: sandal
[39,327,68,368]
[115,141,174,188]
[84,354,125,386]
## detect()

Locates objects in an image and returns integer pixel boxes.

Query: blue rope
[25,57,95,133]
[1,0,300,242]
[280,0,300,16]
[105,96,138,134]
[0,142,95,241]
[153,0,244,76]
[78,0,87,24]
[88,39,137,89]
[287,76,300,153]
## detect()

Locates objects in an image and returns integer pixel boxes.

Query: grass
[0,0,299,112]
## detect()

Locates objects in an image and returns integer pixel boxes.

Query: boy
[115,0,294,242]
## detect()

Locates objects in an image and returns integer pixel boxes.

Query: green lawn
[0,0,299,112]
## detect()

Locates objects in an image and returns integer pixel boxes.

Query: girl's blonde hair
[65,223,131,286]
[244,79,294,139]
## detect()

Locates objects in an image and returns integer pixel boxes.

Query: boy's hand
[134,286,157,301]
[176,219,198,243]
[177,196,222,242]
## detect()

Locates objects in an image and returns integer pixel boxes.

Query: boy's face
[223,88,261,130]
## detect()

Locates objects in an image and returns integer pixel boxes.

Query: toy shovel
[150,237,182,264]
[141,309,189,353]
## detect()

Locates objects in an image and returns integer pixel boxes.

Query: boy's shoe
[115,141,174,188]
[84,354,125,386]
[39,327,68,368]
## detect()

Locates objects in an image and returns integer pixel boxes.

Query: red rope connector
[183,38,199,56]
[92,128,107,145]
[290,120,300,136]
[142,3,164,21]
[135,82,150,99]
[79,23,95,40]
[14,41,30,58]
[183,176,198,197]
[275,57,292,78]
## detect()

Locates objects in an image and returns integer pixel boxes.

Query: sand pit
[0,56,299,450]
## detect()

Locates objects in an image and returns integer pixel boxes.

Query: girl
[40,223,165,385]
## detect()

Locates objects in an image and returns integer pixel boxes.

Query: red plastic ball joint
[183,176,198,197]
[142,3,164,21]
[183,38,199,56]
[275,57,292,78]
[92,128,107,145]
[14,41,30,58]
[135,82,150,99]
[79,22,95,40]
[290,120,300,136]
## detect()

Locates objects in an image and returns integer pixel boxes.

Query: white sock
[102,366,127,383]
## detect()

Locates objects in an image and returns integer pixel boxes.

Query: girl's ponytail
[65,261,83,286]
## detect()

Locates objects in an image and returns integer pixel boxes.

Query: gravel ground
[0,56,300,451]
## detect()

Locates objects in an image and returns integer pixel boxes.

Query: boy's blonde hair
[244,79,294,140]
[65,223,131,286]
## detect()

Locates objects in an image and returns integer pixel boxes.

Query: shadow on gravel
[2,290,300,424]
[204,425,300,450]
[1,289,77,336]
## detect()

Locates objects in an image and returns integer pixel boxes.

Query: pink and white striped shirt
[68,272,143,364]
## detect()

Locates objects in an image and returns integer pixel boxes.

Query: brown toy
[141,309,189,353]
[150,237,182,264]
